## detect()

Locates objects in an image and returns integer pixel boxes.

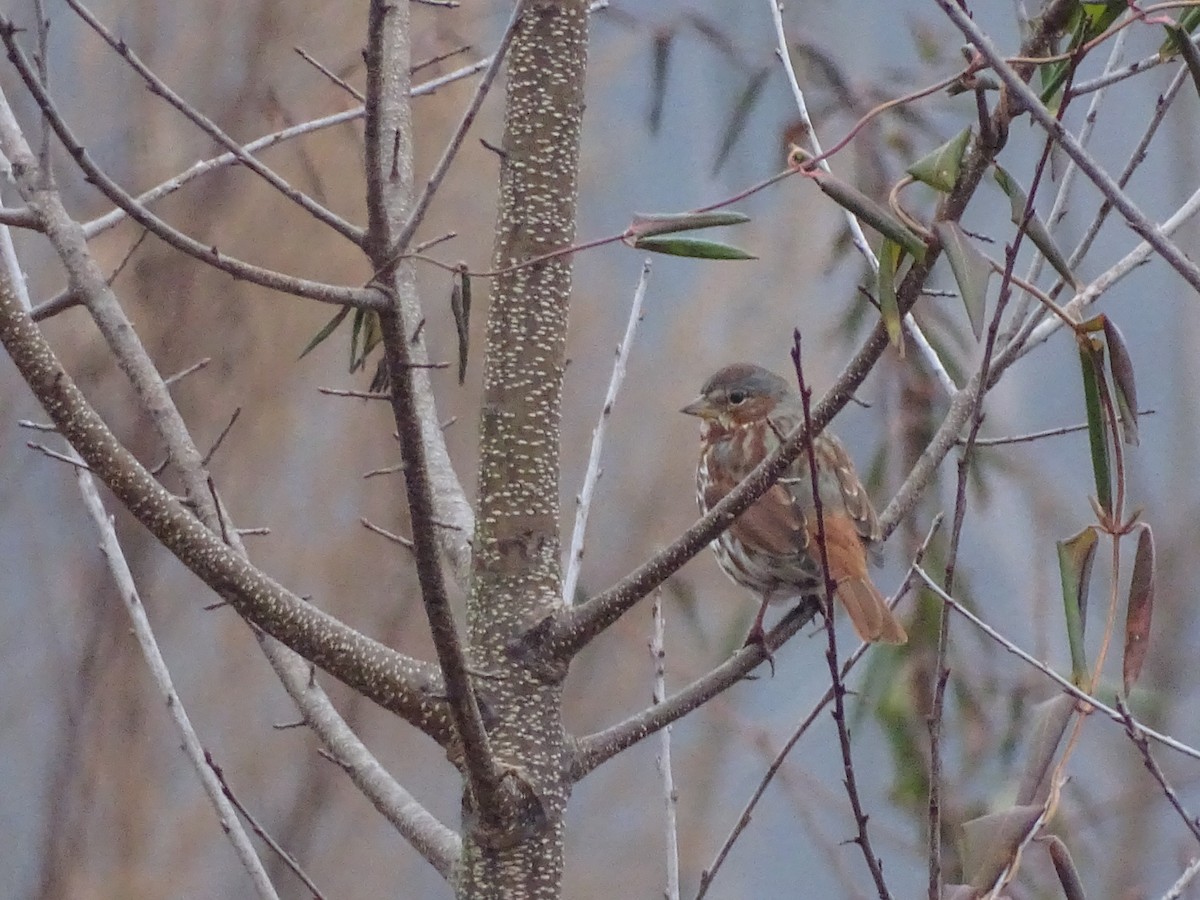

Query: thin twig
[294,46,365,101]
[966,409,1155,447]
[378,0,527,269]
[206,753,325,899]
[914,567,1200,764]
[936,0,1200,294]
[1164,857,1200,900]
[201,407,242,467]
[791,330,892,899]
[696,514,943,900]
[765,0,955,396]
[164,357,213,387]
[651,594,680,900]
[563,259,650,604]
[361,517,415,550]
[65,0,363,245]
[75,468,281,899]
[1116,698,1200,845]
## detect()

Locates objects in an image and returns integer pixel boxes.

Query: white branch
[563,260,650,604]
[651,594,680,900]
[766,0,956,395]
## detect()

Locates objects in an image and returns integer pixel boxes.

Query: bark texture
[459,1,589,895]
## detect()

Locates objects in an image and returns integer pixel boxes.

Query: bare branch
[74,467,282,900]
[569,604,815,780]
[765,0,955,396]
[914,567,1200,764]
[1116,698,1200,846]
[563,259,650,604]
[294,46,365,101]
[935,0,1200,294]
[0,31,385,310]
[65,0,364,245]
[364,0,497,822]
[650,595,680,900]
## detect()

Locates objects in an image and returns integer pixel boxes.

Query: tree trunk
[458,1,588,896]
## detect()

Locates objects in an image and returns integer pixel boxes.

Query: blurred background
[1,0,1199,896]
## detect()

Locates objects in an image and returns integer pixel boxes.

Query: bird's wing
[702,466,806,555]
[816,432,881,544]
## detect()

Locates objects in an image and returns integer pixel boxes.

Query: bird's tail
[836,577,907,644]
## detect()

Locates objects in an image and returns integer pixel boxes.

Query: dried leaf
[1101,316,1139,445]
[628,211,750,238]
[1044,835,1087,900]
[648,30,672,132]
[451,266,471,385]
[961,805,1044,890]
[1016,695,1075,805]
[711,67,770,175]
[1123,524,1156,694]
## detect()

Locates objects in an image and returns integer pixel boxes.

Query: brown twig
[791,330,892,899]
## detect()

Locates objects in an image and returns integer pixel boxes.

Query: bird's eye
[728,390,746,405]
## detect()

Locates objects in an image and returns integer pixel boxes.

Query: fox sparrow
[682,363,906,645]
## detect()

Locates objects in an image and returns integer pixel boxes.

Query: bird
[681,363,907,646]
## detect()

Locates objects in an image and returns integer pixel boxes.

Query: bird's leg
[742,597,775,677]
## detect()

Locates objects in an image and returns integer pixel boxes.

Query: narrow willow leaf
[1016,695,1075,805]
[934,221,991,340]
[298,305,351,360]
[350,308,367,372]
[994,165,1080,289]
[632,236,756,260]
[1078,338,1113,516]
[809,170,927,260]
[712,67,770,175]
[1169,24,1200,99]
[907,127,972,192]
[1123,524,1156,694]
[451,267,471,386]
[1101,316,1139,445]
[648,31,672,133]
[1058,527,1098,684]
[961,806,1044,890]
[1159,8,1200,60]
[1045,836,1087,900]
[628,210,751,238]
[878,238,905,356]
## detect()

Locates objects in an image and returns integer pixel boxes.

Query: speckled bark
[460,1,588,896]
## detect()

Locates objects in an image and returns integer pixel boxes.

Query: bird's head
[681,363,791,429]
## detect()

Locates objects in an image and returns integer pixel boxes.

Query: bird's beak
[680,395,715,418]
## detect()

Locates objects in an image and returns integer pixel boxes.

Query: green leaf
[712,67,770,175]
[1078,338,1113,516]
[907,127,972,193]
[1158,8,1200,60]
[809,170,927,260]
[298,305,351,360]
[993,165,1080,289]
[1057,527,1098,684]
[877,238,905,355]
[934,221,991,340]
[628,211,751,238]
[1168,23,1200,100]
[1123,524,1156,695]
[1101,316,1139,445]
[631,236,756,260]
